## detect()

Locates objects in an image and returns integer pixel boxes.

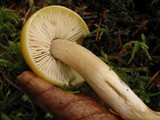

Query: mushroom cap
[20,5,90,86]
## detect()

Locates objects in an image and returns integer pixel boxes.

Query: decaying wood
[17,71,120,120]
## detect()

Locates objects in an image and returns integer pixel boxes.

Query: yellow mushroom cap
[20,5,90,86]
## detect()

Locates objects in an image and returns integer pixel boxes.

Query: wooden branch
[17,71,120,120]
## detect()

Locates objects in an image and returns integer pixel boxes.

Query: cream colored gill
[22,6,89,86]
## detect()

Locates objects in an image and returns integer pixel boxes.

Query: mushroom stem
[50,40,160,120]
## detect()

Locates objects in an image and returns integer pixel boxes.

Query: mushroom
[21,5,160,120]
[21,5,89,86]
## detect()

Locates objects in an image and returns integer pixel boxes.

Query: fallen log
[17,71,120,120]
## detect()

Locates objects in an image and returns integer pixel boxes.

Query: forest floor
[0,0,160,120]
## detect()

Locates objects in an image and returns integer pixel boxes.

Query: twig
[147,70,160,89]
[117,29,123,48]
[22,0,35,24]
[95,17,102,42]
[95,10,109,42]
[2,73,25,93]
[132,20,148,36]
